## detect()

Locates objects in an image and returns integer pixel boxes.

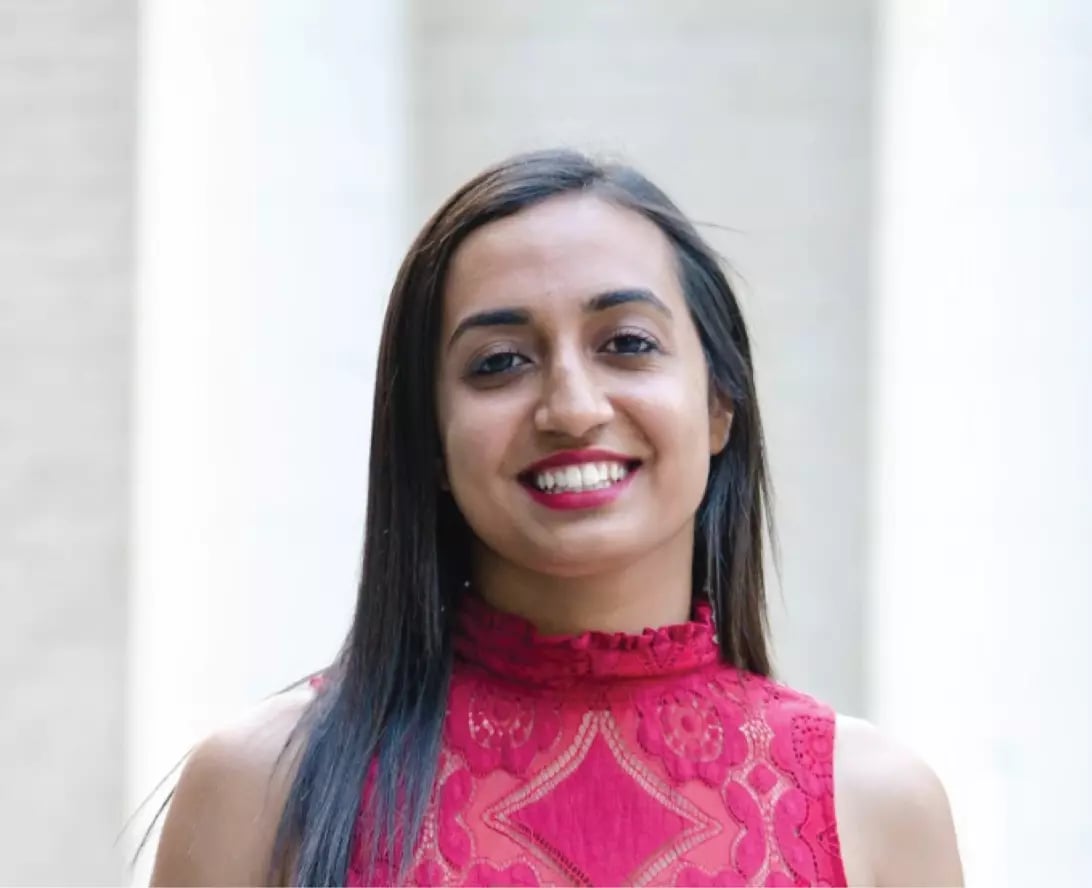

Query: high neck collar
[453,593,721,691]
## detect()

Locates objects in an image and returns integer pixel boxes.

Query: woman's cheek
[445,411,509,487]
[628,381,708,447]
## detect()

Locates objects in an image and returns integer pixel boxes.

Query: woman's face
[435,193,731,578]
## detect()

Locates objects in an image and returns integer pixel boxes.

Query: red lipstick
[521,448,636,474]
[519,449,640,512]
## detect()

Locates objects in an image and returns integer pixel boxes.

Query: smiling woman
[148,150,963,887]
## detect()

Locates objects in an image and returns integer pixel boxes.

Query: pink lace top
[344,597,847,886]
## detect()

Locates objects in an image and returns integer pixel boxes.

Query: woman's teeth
[532,461,630,493]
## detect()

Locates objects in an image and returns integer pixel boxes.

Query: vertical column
[0,1,136,882]
[871,2,1092,883]
[128,0,407,874]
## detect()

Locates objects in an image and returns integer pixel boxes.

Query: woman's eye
[603,332,658,355]
[470,351,529,376]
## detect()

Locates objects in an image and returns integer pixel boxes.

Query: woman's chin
[517,542,649,580]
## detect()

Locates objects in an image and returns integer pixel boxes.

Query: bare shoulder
[149,683,317,887]
[833,714,963,888]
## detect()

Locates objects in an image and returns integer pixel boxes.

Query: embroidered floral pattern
[411,860,447,886]
[636,683,749,786]
[770,712,833,799]
[445,679,561,777]
[723,779,768,881]
[437,767,473,868]
[773,787,817,885]
[675,864,747,886]
[462,861,540,886]
[747,762,778,796]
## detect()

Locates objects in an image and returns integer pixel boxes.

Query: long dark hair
[270,149,774,884]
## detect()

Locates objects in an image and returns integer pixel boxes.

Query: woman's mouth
[527,460,635,493]
[517,455,642,510]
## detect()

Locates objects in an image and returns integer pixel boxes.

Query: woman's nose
[533,356,614,439]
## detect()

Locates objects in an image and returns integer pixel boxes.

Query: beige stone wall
[0,0,135,883]
[411,0,875,712]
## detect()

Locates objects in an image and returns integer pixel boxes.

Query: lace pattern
[346,598,846,887]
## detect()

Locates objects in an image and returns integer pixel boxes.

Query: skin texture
[148,686,313,886]
[150,195,964,887]
[835,716,964,887]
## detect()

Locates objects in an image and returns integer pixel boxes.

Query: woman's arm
[149,686,314,887]
[834,715,964,887]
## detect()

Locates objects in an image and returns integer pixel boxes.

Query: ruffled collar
[453,594,720,691]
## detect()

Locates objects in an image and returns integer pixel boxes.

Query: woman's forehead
[442,194,681,319]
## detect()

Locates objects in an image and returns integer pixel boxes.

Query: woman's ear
[709,393,734,456]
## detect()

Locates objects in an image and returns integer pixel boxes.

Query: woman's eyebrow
[448,307,531,349]
[584,288,673,319]
[447,288,672,350]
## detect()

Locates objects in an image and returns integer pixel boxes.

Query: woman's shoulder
[149,683,318,887]
[833,715,963,887]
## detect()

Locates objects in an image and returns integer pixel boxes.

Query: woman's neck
[470,529,695,636]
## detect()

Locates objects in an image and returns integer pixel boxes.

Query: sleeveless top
[340,596,847,887]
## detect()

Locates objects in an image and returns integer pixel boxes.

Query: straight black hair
[265,148,776,884]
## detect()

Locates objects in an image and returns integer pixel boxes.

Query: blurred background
[1,0,1089,884]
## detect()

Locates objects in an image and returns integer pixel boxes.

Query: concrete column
[0,1,136,883]
[871,2,1092,883]
[128,0,407,876]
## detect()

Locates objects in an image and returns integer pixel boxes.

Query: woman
[150,150,963,886]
